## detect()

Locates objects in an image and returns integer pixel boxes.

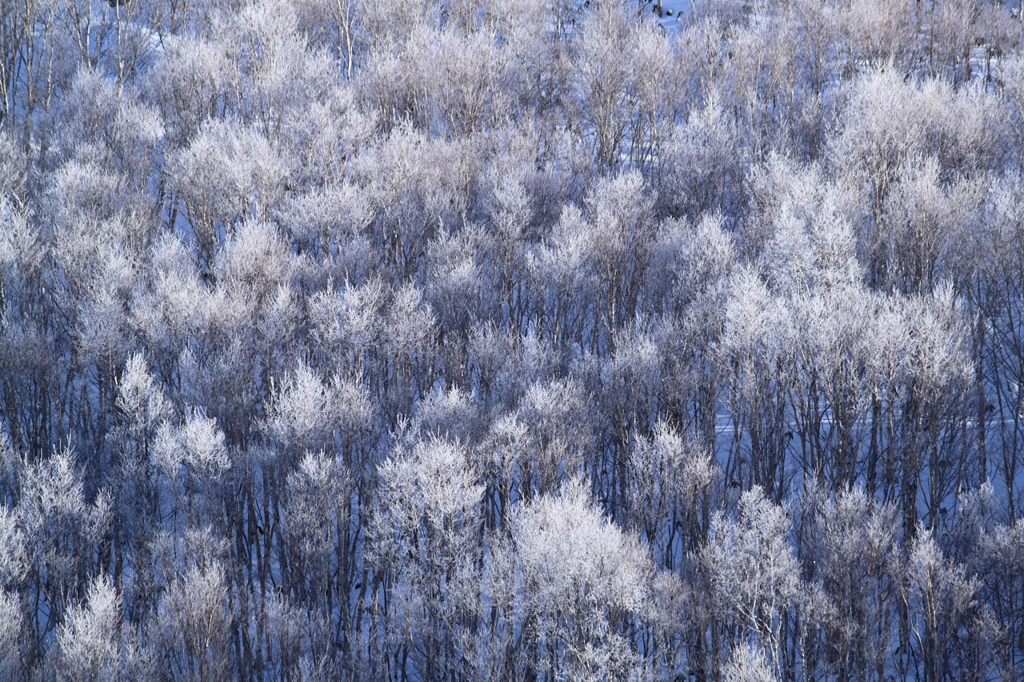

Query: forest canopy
[1,0,1024,680]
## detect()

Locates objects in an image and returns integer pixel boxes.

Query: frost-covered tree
[703,487,802,678]
[510,478,653,682]
[47,576,150,682]
[278,452,354,669]
[370,438,484,682]
[905,528,996,682]
[802,485,900,682]
[627,421,715,568]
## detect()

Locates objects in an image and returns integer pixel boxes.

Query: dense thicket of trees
[2,0,1024,680]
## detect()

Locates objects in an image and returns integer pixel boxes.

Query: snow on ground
[644,0,693,33]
